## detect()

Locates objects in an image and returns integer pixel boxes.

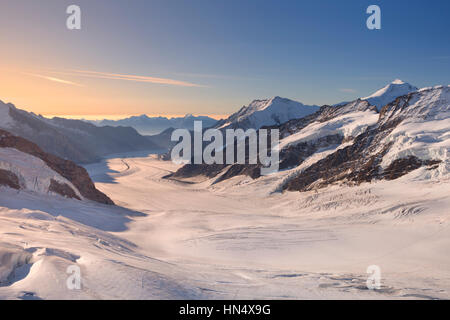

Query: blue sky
[0,0,449,117]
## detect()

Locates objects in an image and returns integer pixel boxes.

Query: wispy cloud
[339,88,357,93]
[23,72,83,87]
[49,69,205,87]
[173,72,261,81]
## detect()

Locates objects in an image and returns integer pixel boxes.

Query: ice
[1,154,448,299]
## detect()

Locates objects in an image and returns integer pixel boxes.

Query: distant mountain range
[90,114,218,135]
[0,101,161,164]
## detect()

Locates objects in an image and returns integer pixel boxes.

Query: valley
[1,154,448,299]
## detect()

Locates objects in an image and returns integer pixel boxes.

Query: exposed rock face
[284,87,448,191]
[0,129,114,204]
[168,86,448,190]
[0,169,20,190]
[168,100,376,182]
[49,179,81,200]
[383,157,441,180]
[169,163,227,180]
[278,134,343,171]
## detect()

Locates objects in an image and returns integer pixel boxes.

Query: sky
[0,0,449,118]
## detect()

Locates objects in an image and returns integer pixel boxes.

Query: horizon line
[43,113,228,121]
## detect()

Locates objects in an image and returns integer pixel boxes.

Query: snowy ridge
[278,86,450,192]
[170,85,449,191]
[379,85,450,175]
[362,79,418,110]
[0,128,113,204]
[0,148,83,199]
[217,96,319,130]
[279,101,378,150]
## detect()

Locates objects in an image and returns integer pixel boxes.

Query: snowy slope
[362,79,418,110]
[7,154,450,299]
[1,151,449,299]
[169,99,379,182]
[0,147,83,198]
[0,129,113,204]
[280,85,449,192]
[216,96,319,130]
[279,103,379,150]
[379,85,450,176]
[280,85,449,179]
[170,85,449,191]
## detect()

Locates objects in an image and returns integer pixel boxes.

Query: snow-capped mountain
[0,100,160,164]
[0,129,113,204]
[1,85,449,301]
[284,85,449,191]
[215,96,320,130]
[169,85,449,189]
[362,79,418,110]
[92,114,218,135]
[169,98,378,181]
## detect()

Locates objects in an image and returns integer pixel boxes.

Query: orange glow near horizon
[43,113,227,120]
[0,63,223,118]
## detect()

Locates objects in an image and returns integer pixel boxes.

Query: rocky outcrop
[0,169,20,190]
[284,87,448,191]
[168,100,376,182]
[278,134,343,170]
[168,86,448,190]
[383,157,441,180]
[0,129,114,205]
[48,179,81,200]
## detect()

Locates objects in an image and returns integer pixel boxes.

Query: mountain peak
[391,79,406,85]
[270,96,284,102]
[216,97,320,130]
[362,80,418,110]
[268,96,299,106]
